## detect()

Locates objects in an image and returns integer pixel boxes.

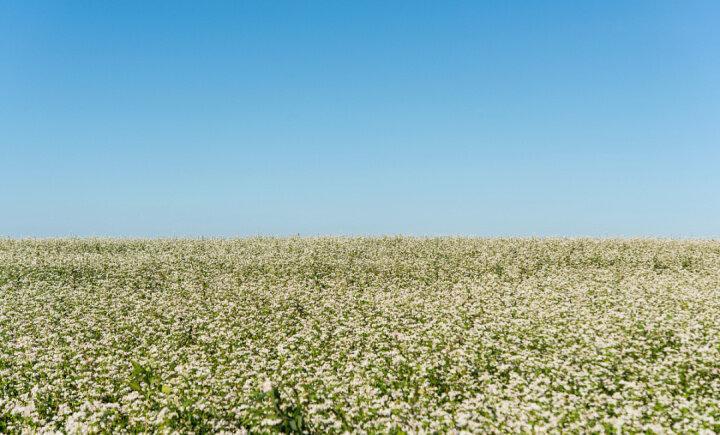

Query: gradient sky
[2,1,719,237]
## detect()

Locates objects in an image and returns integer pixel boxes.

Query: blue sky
[2,1,719,237]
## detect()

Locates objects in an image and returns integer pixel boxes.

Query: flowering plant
[1,238,718,432]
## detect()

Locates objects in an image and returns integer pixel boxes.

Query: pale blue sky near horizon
[2,1,719,237]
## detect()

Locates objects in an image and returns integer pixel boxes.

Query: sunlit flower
[1,238,718,432]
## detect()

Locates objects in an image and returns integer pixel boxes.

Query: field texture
[1,238,719,433]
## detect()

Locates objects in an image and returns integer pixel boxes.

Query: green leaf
[131,361,143,376]
[129,380,142,392]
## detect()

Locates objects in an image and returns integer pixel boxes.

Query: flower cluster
[1,238,719,432]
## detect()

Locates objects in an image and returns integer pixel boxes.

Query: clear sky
[2,1,719,237]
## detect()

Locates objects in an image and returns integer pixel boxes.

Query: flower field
[1,238,719,433]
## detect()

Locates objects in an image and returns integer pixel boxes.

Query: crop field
[1,238,719,433]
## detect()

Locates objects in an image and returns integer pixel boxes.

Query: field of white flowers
[1,238,719,433]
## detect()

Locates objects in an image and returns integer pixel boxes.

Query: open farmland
[1,238,719,433]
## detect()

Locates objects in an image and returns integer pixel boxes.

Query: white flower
[260,418,282,426]
[2,238,719,432]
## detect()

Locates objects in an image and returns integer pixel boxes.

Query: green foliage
[1,238,719,432]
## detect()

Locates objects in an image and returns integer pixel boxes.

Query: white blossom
[1,238,719,432]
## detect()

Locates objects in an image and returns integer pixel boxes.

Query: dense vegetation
[1,238,719,432]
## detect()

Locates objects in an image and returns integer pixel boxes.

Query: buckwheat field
[1,238,719,433]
